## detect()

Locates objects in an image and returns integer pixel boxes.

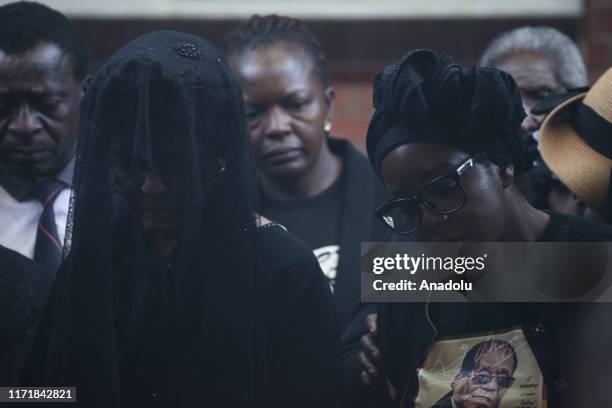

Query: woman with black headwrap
[367,49,612,243]
[25,31,342,407]
[360,49,612,408]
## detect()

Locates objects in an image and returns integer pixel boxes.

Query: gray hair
[480,26,587,89]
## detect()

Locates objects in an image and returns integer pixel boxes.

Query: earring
[323,120,332,134]
[442,214,449,221]
[218,158,227,174]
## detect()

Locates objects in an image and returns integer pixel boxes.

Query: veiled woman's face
[142,120,187,236]
[109,100,188,237]
[380,142,509,242]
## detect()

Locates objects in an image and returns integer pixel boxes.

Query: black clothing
[0,245,45,385]
[607,175,612,223]
[430,392,453,408]
[377,214,612,408]
[261,164,344,290]
[518,150,578,212]
[366,49,529,176]
[517,143,553,209]
[260,138,395,399]
[258,224,343,408]
[537,211,612,241]
[113,223,342,407]
[26,31,341,407]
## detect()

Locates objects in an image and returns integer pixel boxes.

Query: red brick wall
[332,81,372,152]
[585,0,612,81]
[72,17,583,153]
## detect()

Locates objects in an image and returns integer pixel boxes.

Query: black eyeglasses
[375,155,484,235]
[470,371,515,389]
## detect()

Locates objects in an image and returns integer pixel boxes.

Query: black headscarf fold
[37,31,264,407]
[366,49,528,176]
[606,169,612,223]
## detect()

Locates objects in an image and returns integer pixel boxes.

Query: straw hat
[539,67,612,217]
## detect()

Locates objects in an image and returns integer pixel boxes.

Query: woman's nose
[419,204,448,238]
[264,106,292,138]
[141,168,168,194]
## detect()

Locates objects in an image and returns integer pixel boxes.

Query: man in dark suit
[0,1,89,385]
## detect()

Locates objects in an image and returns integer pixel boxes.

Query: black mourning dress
[26,31,342,408]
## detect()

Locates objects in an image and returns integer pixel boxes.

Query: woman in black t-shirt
[223,15,393,400]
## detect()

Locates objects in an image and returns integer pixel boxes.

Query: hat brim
[539,93,612,214]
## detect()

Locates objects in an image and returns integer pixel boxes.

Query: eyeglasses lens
[381,201,419,234]
[471,372,514,388]
[420,176,465,213]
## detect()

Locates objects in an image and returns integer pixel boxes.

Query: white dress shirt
[0,161,73,259]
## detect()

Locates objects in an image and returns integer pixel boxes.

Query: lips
[467,394,493,406]
[263,147,302,164]
[141,199,177,219]
[5,148,52,162]
[141,208,174,221]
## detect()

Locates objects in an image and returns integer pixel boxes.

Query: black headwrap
[34,31,264,406]
[366,49,529,176]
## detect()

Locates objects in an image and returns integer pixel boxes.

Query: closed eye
[283,98,308,111]
[245,105,264,120]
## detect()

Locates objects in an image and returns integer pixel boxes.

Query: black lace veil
[38,31,263,406]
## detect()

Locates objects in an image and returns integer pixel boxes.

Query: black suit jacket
[431,391,453,408]
[0,245,46,385]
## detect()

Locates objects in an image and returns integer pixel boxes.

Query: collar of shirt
[0,158,74,201]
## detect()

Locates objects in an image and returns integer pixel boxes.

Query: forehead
[494,51,561,92]
[380,142,469,193]
[106,82,190,148]
[0,42,76,92]
[475,347,514,373]
[229,42,318,100]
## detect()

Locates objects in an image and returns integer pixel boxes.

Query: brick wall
[73,17,583,152]
[585,0,612,81]
[317,19,582,151]
[332,81,372,152]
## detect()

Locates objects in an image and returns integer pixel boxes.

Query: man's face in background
[494,51,586,215]
[494,51,562,142]
[0,42,82,178]
[451,347,516,408]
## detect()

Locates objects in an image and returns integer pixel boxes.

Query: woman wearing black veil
[27,31,342,407]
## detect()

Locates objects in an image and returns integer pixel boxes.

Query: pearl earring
[324,121,332,134]
[218,158,227,173]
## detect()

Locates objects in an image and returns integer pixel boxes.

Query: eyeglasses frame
[375,154,485,235]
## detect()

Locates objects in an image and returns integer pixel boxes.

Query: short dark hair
[457,339,518,378]
[0,1,89,80]
[222,14,330,89]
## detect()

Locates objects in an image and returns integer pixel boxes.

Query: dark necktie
[30,180,66,278]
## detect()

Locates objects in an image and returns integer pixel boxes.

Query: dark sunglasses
[375,155,485,235]
[470,371,515,389]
